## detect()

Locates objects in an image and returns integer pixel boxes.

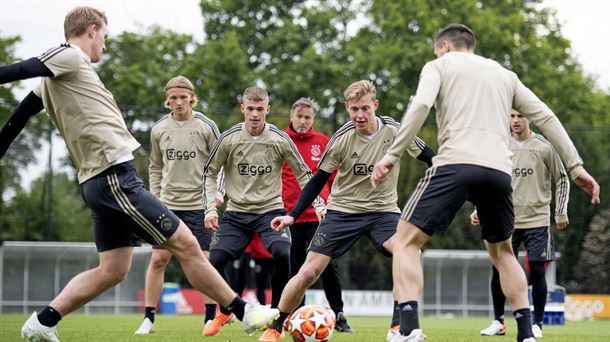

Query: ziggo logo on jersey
[513,168,534,177]
[166,149,196,160]
[238,163,273,176]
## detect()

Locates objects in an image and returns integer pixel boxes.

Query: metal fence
[0,242,556,316]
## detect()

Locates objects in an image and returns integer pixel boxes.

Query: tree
[0,36,47,233]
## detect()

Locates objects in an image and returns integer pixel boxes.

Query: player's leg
[202,211,254,336]
[480,266,507,336]
[135,247,172,334]
[290,222,312,308]
[523,226,555,337]
[257,209,292,309]
[321,258,353,333]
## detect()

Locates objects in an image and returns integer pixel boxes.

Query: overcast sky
[1,0,609,188]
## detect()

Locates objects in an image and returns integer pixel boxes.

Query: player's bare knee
[150,251,171,269]
[297,266,321,286]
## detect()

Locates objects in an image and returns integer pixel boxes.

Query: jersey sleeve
[512,78,584,180]
[37,47,80,79]
[148,126,163,198]
[544,142,570,224]
[384,62,439,165]
[204,137,228,218]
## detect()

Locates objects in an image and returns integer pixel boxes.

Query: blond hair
[343,80,376,103]
[164,76,198,108]
[64,7,107,40]
[243,86,269,102]
[291,97,319,115]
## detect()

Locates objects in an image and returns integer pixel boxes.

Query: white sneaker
[241,303,279,334]
[480,320,506,336]
[21,312,60,342]
[532,323,543,338]
[134,317,154,334]
[389,328,426,342]
[386,326,400,342]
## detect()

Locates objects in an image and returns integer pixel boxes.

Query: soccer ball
[285,305,336,342]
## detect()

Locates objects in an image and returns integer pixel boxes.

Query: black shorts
[402,164,514,243]
[153,210,212,251]
[309,210,399,258]
[210,209,289,258]
[512,226,556,261]
[79,161,180,252]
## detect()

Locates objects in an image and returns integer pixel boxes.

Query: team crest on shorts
[312,233,326,247]
[161,217,173,231]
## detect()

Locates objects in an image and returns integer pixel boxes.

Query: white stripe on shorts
[401,166,437,221]
[107,174,166,245]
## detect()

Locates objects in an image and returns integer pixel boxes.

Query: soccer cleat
[532,323,543,338]
[242,303,280,334]
[334,312,354,333]
[386,325,400,342]
[134,317,155,334]
[21,311,60,342]
[388,328,427,342]
[202,312,234,336]
[480,320,506,336]
[258,327,285,341]
[523,338,537,342]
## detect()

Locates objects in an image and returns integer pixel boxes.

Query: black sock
[391,301,400,327]
[37,306,62,327]
[495,314,505,325]
[398,301,419,336]
[205,304,217,323]
[513,308,534,341]
[144,306,156,323]
[491,266,506,324]
[269,311,290,331]
[226,296,247,321]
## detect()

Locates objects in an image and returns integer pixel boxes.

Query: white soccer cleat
[388,328,426,342]
[134,317,155,334]
[386,325,400,341]
[523,338,537,342]
[21,312,60,342]
[480,320,506,336]
[241,303,279,334]
[532,323,543,338]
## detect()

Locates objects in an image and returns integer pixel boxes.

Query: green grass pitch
[1,314,609,341]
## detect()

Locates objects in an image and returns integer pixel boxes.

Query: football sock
[269,312,290,331]
[398,301,419,336]
[144,306,156,323]
[530,261,547,325]
[205,304,217,323]
[390,301,400,327]
[227,296,246,321]
[513,307,534,341]
[491,266,506,324]
[37,306,62,327]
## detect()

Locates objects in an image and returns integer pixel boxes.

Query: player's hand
[215,193,224,208]
[371,157,394,188]
[557,220,568,231]
[574,170,600,204]
[470,210,480,226]
[204,216,219,231]
[270,215,294,233]
[315,207,327,221]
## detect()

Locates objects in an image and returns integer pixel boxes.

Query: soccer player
[134,76,224,335]
[279,97,354,334]
[0,7,278,342]
[264,80,435,342]
[202,86,326,337]
[475,109,570,338]
[371,24,600,342]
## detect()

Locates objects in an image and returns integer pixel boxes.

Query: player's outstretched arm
[574,170,601,204]
[0,58,53,84]
[288,169,331,221]
[0,91,44,159]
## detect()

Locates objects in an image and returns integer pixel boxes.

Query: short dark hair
[435,24,476,50]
